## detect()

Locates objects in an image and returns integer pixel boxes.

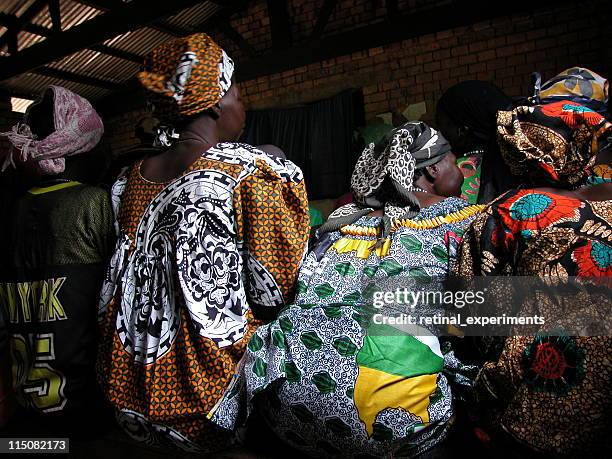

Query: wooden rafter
[0,0,49,54]
[0,13,49,37]
[0,13,143,63]
[239,0,568,81]
[266,0,292,50]
[49,0,62,33]
[310,0,339,40]
[73,0,190,37]
[88,44,143,63]
[218,22,256,58]
[0,0,207,81]
[193,0,249,34]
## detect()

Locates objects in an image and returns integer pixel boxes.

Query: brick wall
[237,0,610,120]
[213,0,452,56]
[104,107,148,157]
[103,0,610,155]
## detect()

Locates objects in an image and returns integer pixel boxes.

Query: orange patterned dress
[96,143,309,451]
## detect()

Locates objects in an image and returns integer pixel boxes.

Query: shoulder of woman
[437,196,481,214]
[242,145,305,184]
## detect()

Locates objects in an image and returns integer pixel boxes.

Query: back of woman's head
[25,89,55,140]
[531,67,609,118]
[436,81,517,204]
[436,80,512,148]
[497,101,611,188]
[318,121,462,239]
[137,33,240,146]
[1,85,104,177]
[350,121,456,214]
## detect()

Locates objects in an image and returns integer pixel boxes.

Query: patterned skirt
[211,302,472,457]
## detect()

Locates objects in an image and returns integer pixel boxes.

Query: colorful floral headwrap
[497,100,612,187]
[531,67,609,116]
[319,122,451,239]
[0,85,104,175]
[137,33,234,146]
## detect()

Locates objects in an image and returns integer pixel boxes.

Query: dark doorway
[240,90,365,200]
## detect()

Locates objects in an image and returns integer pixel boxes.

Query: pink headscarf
[1,85,104,175]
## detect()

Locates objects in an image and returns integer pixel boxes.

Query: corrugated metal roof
[0,0,37,17]
[11,96,34,113]
[31,0,101,29]
[2,70,112,100]
[2,0,102,52]
[16,29,44,51]
[49,48,141,83]
[103,27,173,58]
[165,2,221,30]
[0,0,223,105]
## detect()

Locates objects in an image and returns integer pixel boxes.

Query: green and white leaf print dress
[211,197,483,457]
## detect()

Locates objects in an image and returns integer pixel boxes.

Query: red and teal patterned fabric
[456,188,611,455]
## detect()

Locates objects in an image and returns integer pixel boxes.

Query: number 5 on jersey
[11,333,67,413]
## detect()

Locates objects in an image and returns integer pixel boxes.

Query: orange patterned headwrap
[497,101,612,186]
[137,33,234,118]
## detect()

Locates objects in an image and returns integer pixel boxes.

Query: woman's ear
[424,162,440,181]
[210,103,222,117]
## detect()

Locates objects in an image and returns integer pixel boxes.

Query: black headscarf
[436,81,517,203]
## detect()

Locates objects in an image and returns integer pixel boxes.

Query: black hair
[174,106,219,130]
[412,168,424,184]
[25,89,55,139]
[146,92,220,134]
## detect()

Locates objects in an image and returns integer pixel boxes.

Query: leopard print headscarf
[319,122,451,239]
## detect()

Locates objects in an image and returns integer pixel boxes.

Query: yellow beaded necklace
[339,204,485,237]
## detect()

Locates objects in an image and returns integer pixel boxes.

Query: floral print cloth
[212,197,483,457]
[456,187,612,455]
[96,143,309,451]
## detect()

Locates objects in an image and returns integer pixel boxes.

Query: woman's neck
[140,117,219,183]
[413,178,447,208]
[365,191,448,217]
[413,191,447,208]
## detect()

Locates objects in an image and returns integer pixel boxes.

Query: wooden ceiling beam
[218,22,256,58]
[239,0,567,81]
[0,14,49,37]
[0,0,49,53]
[0,0,204,81]
[73,0,190,37]
[0,14,143,63]
[310,0,339,41]
[266,0,292,50]
[88,44,143,63]
[49,0,62,33]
